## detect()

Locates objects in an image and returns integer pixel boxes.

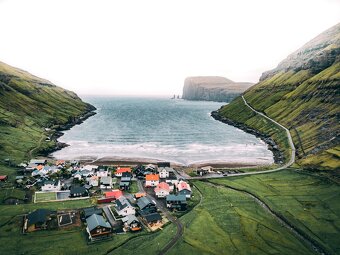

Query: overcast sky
[0,0,339,96]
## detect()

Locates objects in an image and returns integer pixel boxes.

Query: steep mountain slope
[218,23,340,170]
[183,76,254,102]
[0,61,95,164]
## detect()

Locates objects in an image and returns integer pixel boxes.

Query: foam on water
[52,97,274,165]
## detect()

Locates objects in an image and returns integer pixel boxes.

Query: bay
[52,97,273,166]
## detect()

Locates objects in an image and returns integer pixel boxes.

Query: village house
[73,171,82,180]
[25,209,56,232]
[196,166,213,176]
[154,182,171,198]
[114,196,136,216]
[119,181,130,191]
[70,186,89,198]
[177,180,192,198]
[96,168,109,177]
[145,164,157,173]
[0,175,8,182]
[41,180,61,192]
[115,167,132,177]
[165,173,178,186]
[122,214,142,232]
[82,165,98,171]
[137,196,157,214]
[100,176,113,189]
[88,176,99,187]
[97,189,123,204]
[143,212,162,227]
[86,214,112,241]
[145,174,159,187]
[158,167,172,178]
[166,194,187,211]
[81,207,103,221]
[80,169,93,178]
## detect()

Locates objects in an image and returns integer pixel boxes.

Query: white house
[82,165,98,171]
[158,167,172,178]
[145,174,160,187]
[154,182,171,198]
[87,176,99,187]
[115,196,136,216]
[41,180,61,192]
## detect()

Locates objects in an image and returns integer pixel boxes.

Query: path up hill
[218,23,340,170]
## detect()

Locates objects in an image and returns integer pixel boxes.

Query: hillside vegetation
[219,23,340,170]
[0,61,95,165]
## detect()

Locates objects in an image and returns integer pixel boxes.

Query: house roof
[122,214,139,225]
[115,196,132,211]
[70,186,87,195]
[144,213,162,223]
[177,181,192,192]
[0,175,8,180]
[86,214,111,232]
[29,159,46,165]
[83,207,103,218]
[145,174,159,181]
[166,194,187,203]
[27,209,54,225]
[105,190,123,199]
[36,165,44,171]
[100,176,112,184]
[137,196,155,210]
[154,182,170,192]
[116,167,132,174]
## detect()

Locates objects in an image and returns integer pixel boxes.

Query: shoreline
[211,110,284,164]
[56,155,271,169]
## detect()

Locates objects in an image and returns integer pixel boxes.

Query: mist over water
[52,97,273,166]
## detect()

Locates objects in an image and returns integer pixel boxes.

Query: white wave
[52,141,274,165]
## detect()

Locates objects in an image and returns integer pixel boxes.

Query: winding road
[136,180,184,255]
[182,95,296,180]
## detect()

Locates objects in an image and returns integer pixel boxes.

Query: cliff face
[218,23,340,170]
[182,76,254,102]
[0,61,96,163]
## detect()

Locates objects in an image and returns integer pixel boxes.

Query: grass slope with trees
[218,23,340,170]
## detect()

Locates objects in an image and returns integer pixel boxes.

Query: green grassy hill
[0,61,95,166]
[219,23,340,170]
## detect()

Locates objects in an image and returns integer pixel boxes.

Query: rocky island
[182,76,254,102]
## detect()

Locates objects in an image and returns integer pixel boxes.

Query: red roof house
[154,182,170,198]
[115,167,132,177]
[104,189,123,199]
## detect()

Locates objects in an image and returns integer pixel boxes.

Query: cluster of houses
[21,160,194,243]
[142,166,192,211]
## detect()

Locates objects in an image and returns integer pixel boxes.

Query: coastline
[211,110,284,164]
[39,107,97,157]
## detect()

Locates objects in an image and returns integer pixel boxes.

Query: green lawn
[210,169,340,255]
[35,192,57,202]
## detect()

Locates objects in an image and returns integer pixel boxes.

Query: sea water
[52,97,273,166]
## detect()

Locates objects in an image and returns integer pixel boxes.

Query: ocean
[52,97,273,166]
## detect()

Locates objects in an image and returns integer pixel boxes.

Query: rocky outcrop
[260,23,340,80]
[182,76,254,102]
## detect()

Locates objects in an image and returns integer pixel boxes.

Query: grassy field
[166,180,313,255]
[210,169,340,255]
[35,192,57,202]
